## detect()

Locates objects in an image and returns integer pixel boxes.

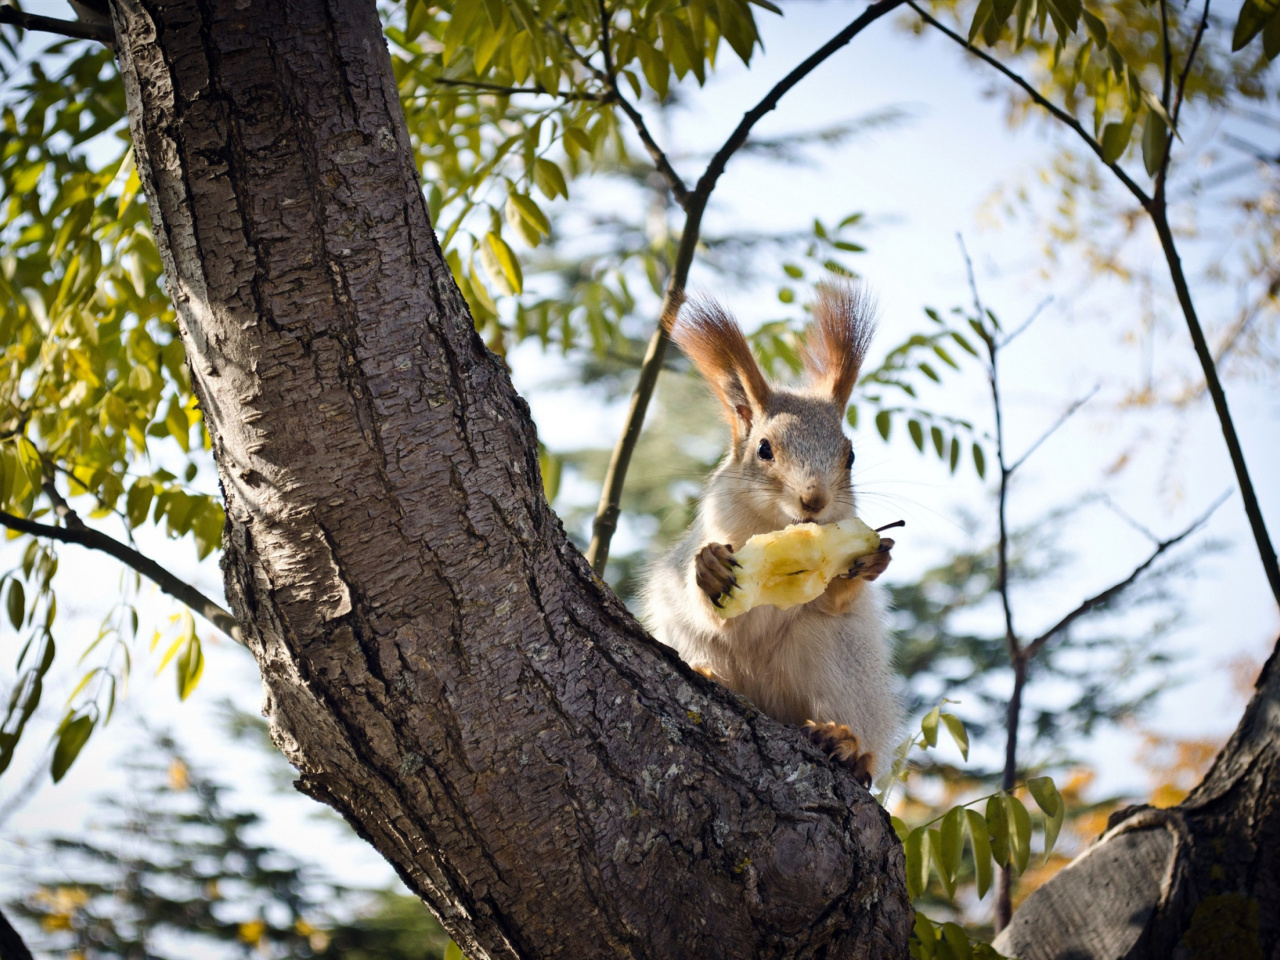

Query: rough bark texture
[995,636,1280,960]
[109,2,912,958]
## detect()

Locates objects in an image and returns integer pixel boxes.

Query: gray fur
[639,374,901,774]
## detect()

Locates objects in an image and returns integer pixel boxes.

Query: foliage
[8,727,450,960]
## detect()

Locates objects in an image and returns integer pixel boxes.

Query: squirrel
[639,284,899,787]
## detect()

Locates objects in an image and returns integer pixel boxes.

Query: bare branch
[1008,385,1099,474]
[693,0,907,203]
[0,510,242,643]
[1025,493,1227,657]
[424,78,604,102]
[609,94,692,205]
[0,6,113,45]
[1161,0,1211,189]
[908,1,1153,209]
[999,296,1053,348]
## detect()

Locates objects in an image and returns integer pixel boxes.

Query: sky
[1,0,1277,946]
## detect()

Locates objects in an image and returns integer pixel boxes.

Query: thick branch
[584,0,907,570]
[0,904,33,960]
[0,6,113,44]
[0,510,241,643]
[1024,495,1224,658]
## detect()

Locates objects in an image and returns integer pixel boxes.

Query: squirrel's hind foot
[804,720,875,787]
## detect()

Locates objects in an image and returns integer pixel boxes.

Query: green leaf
[905,826,928,898]
[940,713,969,760]
[532,158,568,199]
[942,923,973,960]
[51,712,95,782]
[508,193,551,235]
[973,443,986,479]
[538,444,562,502]
[921,705,940,747]
[1028,776,1065,858]
[939,807,965,888]
[949,437,960,474]
[782,262,804,279]
[1007,793,1033,874]
[965,808,994,898]
[1100,118,1134,164]
[1265,8,1280,58]
[480,232,523,295]
[890,815,910,843]
[1233,0,1280,51]
[919,362,940,383]
[914,913,939,960]
[176,631,204,701]
[931,425,945,458]
[875,410,891,441]
[444,941,465,960]
[987,793,1010,867]
[126,479,154,529]
[908,419,925,452]
[1141,108,1167,177]
[1082,8,1108,46]
[7,579,24,630]
[928,825,954,898]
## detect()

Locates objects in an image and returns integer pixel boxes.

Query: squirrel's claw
[696,542,738,606]
[842,537,893,582]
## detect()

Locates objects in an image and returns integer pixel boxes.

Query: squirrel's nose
[800,490,828,516]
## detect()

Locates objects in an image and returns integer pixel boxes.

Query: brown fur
[801,283,876,408]
[667,297,772,444]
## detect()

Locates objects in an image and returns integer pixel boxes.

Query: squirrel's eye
[757,439,774,461]
[846,448,855,470]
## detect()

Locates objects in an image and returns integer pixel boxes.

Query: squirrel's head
[668,284,875,530]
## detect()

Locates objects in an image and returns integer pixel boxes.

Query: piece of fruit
[716,518,882,619]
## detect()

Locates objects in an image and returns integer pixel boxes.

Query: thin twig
[1008,385,1100,474]
[1099,493,1162,545]
[999,296,1053,348]
[908,1,1153,209]
[424,78,603,102]
[1025,493,1227,657]
[1160,0,1211,189]
[0,6,112,44]
[0,510,242,643]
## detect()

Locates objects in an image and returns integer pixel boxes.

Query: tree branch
[0,510,242,643]
[1024,493,1226,658]
[425,78,604,102]
[908,2,1153,209]
[1159,0,1210,191]
[584,0,907,571]
[0,904,33,960]
[694,0,907,202]
[1007,385,1099,474]
[0,6,113,45]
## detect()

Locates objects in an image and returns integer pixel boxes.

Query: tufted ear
[666,296,771,444]
[801,283,876,410]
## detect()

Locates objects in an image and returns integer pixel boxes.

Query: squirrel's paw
[804,720,876,787]
[695,542,739,609]
[841,537,893,582]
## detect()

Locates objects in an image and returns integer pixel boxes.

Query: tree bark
[108,2,911,958]
[994,635,1280,960]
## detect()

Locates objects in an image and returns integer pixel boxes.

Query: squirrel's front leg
[812,538,894,616]
[694,542,739,610]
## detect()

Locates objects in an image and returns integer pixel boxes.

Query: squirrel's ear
[802,282,876,410]
[667,296,771,442]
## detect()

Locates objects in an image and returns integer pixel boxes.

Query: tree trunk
[108,2,911,958]
[994,635,1280,960]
